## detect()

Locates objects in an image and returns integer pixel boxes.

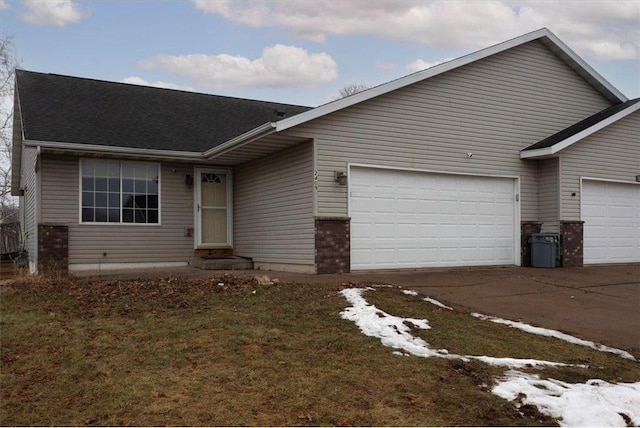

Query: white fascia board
[10,90,25,195]
[23,140,204,161]
[541,32,627,103]
[204,28,627,159]
[520,147,554,159]
[521,102,640,159]
[275,29,553,132]
[203,122,276,159]
[274,28,626,132]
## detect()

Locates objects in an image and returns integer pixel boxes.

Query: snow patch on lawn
[423,296,453,310]
[340,287,639,427]
[340,287,570,369]
[471,313,636,361]
[493,371,640,427]
[402,289,453,310]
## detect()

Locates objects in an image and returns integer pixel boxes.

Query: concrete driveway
[78,264,640,353]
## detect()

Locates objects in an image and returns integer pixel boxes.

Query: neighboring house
[11,28,639,275]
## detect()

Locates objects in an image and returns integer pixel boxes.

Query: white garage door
[350,167,517,270]
[582,180,640,264]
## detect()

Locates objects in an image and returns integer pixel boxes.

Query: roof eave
[521,101,640,159]
[520,148,555,159]
[274,28,627,134]
[23,140,204,161]
[10,85,24,196]
[204,122,277,159]
[539,32,627,104]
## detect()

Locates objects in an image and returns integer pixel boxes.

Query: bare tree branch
[0,35,19,223]
[332,83,369,101]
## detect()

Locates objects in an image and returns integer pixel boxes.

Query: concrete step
[188,256,254,271]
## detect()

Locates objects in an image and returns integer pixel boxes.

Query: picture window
[80,160,159,224]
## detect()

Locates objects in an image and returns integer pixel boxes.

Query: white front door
[195,168,232,248]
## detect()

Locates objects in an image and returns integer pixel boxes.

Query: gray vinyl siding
[39,154,194,265]
[559,110,640,220]
[283,40,610,220]
[234,141,315,267]
[20,146,38,266]
[538,158,560,233]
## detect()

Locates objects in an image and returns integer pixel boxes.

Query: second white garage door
[582,179,640,264]
[350,167,518,270]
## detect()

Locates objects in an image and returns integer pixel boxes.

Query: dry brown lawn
[1,274,638,426]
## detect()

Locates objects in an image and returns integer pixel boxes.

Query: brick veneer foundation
[560,220,584,267]
[38,223,69,275]
[315,217,350,274]
[521,221,542,267]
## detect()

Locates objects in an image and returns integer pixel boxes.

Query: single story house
[11,28,639,275]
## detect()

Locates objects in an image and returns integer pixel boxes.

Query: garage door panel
[609,227,635,239]
[609,206,635,218]
[477,225,497,238]
[582,180,639,264]
[397,224,417,238]
[350,167,516,270]
[439,201,459,215]
[374,198,395,213]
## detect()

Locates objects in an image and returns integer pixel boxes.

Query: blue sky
[1,0,638,107]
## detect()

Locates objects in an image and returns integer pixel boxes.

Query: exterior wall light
[334,171,348,185]
[184,174,194,186]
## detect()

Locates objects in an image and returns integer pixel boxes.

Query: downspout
[33,145,40,273]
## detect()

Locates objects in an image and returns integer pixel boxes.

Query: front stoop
[188,256,254,270]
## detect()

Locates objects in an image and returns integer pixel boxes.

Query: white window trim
[194,166,233,249]
[78,159,162,226]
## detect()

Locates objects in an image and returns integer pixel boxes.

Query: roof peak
[273,28,626,134]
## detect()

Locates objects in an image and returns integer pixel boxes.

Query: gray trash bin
[529,233,559,268]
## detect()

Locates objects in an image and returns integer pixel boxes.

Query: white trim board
[521,102,640,159]
[69,261,188,272]
[581,177,640,186]
[25,139,203,161]
[275,29,625,133]
[208,29,626,161]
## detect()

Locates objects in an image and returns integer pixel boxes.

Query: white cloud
[122,76,195,92]
[137,44,338,89]
[406,58,454,73]
[20,0,86,26]
[375,60,395,71]
[191,0,639,61]
[0,0,9,11]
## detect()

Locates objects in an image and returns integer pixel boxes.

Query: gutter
[23,139,204,161]
[23,122,280,164]
[203,122,277,159]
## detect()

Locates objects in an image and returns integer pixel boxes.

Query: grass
[1,274,638,426]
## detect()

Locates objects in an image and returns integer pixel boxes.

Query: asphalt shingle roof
[523,99,640,152]
[16,70,312,152]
